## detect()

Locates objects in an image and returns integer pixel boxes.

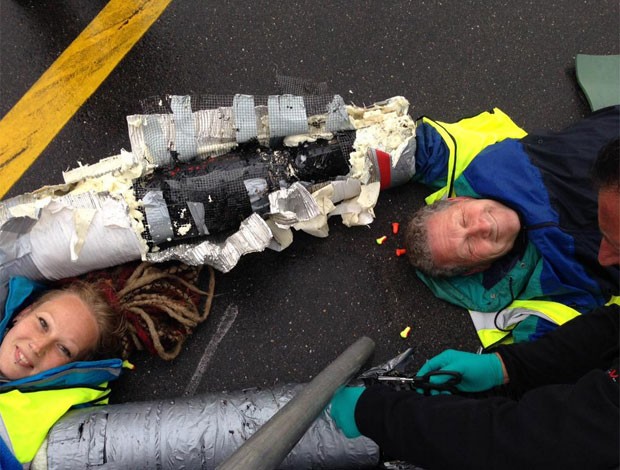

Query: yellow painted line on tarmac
[0,0,172,199]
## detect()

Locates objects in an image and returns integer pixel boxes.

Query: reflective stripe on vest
[470,299,581,348]
[0,385,109,463]
[606,295,620,306]
[422,109,527,204]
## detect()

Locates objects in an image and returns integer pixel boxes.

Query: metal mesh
[130,80,357,247]
[133,132,354,249]
[275,74,329,95]
[336,131,355,163]
[131,93,351,165]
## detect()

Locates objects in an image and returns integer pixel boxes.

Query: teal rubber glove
[417,349,504,392]
[329,386,365,438]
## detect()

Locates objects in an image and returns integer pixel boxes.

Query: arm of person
[354,371,619,470]
[495,304,619,388]
[415,305,618,394]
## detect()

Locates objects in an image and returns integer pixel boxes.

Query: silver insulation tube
[219,336,375,469]
[45,383,379,469]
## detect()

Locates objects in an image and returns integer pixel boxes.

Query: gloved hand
[417,350,504,393]
[329,386,365,438]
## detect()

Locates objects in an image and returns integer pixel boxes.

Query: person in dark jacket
[330,138,620,470]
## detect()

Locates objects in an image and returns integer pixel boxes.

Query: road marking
[0,0,172,199]
[184,304,239,396]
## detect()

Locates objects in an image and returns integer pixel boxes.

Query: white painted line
[184,303,239,396]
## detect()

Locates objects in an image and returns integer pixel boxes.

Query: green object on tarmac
[576,54,620,112]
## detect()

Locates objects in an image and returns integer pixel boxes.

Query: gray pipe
[218,336,375,470]
[44,341,379,469]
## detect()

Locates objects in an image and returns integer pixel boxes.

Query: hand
[417,350,504,393]
[329,386,365,438]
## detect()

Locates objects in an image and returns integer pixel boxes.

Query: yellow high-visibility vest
[471,299,582,348]
[421,109,527,204]
[0,385,109,463]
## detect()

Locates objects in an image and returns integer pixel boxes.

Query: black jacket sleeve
[495,305,619,389]
[354,305,619,469]
[356,370,618,470]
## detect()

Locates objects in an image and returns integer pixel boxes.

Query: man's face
[597,188,620,267]
[0,293,99,380]
[427,198,522,273]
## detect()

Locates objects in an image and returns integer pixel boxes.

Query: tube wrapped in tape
[43,384,379,469]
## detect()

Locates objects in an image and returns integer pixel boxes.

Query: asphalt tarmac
[1,0,618,407]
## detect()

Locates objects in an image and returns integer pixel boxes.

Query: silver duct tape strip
[326,95,354,132]
[0,195,48,297]
[366,138,417,190]
[193,104,239,157]
[142,190,174,244]
[143,114,172,166]
[0,191,143,315]
[186,201,209,236]
[171,95,198,161]
[390,136,417,187]
[267,182,321,227]
[0,253,42,282]
[28,192,143,280]
[46,384,379,469]
[128,94,357,165]
[268,95,308,138]
[234,94,258,142]
[195,106,237,145]
[146,213,272,273]
[0,216,37,264]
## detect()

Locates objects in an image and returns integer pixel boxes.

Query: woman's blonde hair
[30,280,128,360]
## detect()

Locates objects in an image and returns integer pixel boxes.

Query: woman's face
[0,293,100,380]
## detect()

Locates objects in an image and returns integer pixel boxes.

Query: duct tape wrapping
[170,95,198,161]
[234,94,258,143]
[45,384,379,469]
[128,113,173,167]
[0,192,144,283]
[146,213,273,273]
[194,106,237,158]
[127,94,353,166]
[367,136,417,190]
[142,190,174,244]
[390,136,417,187]
[186,201,209,235]
[27,193,144,280]
[0,195,44,314]
[325,95,354,132]
[268,95,308,138]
